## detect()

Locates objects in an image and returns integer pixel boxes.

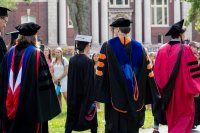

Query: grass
[49,98,154,133]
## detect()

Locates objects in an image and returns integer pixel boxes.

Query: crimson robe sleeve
[183,46,200,95]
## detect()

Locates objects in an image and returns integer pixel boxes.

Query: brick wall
[4,2,48,45]
[151,27,171,44]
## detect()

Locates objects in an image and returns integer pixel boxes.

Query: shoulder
[131,39,142,46]
[157,43,169,52]
[108,37,118,44]
[69,55,76,63]
[131,39,143,49]
[100,41,109,53]
[183,43,191,50]
[183,44,194,55]
[63,57,69,65]
[101,37,118,50]
[131,39,144,53]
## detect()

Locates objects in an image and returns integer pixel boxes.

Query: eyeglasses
[0,17,8,24]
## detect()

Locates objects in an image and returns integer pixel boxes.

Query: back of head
[119,27,131,34]
[75,35,92,53]
[77,41,89,52]
[165,19,186,39]
[110,17,132,35]
[16,35,37,45]
[15,22,41,46]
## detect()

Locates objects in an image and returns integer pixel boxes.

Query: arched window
[158,33,163,44]
[151,0,168,26]
[21,15,36,24]
[109,0,129,7]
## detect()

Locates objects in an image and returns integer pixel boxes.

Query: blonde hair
[53,47,64,65]
[16,35,38,47]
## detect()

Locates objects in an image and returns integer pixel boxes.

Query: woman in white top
[52,47,68,107]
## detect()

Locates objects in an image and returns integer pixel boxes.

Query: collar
[118,36,131,45]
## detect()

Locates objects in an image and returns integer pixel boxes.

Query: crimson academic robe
[154,41,200,133]
[0,43,61,133]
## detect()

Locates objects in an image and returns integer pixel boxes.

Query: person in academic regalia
[95,18,160,133]
[154,19,200,133]
[65,35,98,133]
[188,41,200,129]
[0,22,61,133]
[0,6,10,63]
[6,30,19,49]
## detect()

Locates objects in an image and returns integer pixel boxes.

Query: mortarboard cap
[165,19,186,36]
[6,30,19,37]
[75,35,92,43]
[110,18,132,27]
[15,22,41,36]
[0,6,11,16]
[6,31,19,46]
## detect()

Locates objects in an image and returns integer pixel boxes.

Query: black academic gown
[0,36,7,63]
[0,43,61,133]
[66,54,97,131]
[194,96,200,126]
[95,39,160,133]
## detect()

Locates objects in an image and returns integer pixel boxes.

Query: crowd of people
[1,5,200,133]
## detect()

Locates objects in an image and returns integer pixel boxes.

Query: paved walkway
[140,126,167,133]
[140,126,200,133]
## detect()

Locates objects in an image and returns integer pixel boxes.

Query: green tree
[0,0,17,9]
[184,0,200,32]
[23,0,32,4]
[0,0,32,9]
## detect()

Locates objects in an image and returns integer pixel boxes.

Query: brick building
[2,0,200,51]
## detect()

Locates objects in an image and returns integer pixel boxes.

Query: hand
[54,79,58,85]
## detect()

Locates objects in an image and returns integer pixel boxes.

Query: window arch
[158,33,163,44]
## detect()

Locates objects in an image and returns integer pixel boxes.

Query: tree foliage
[0,0,17,9]
[23,0,32,4]
[0,0,32,9]
[184,0,200,32]
[66,0,91,35]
